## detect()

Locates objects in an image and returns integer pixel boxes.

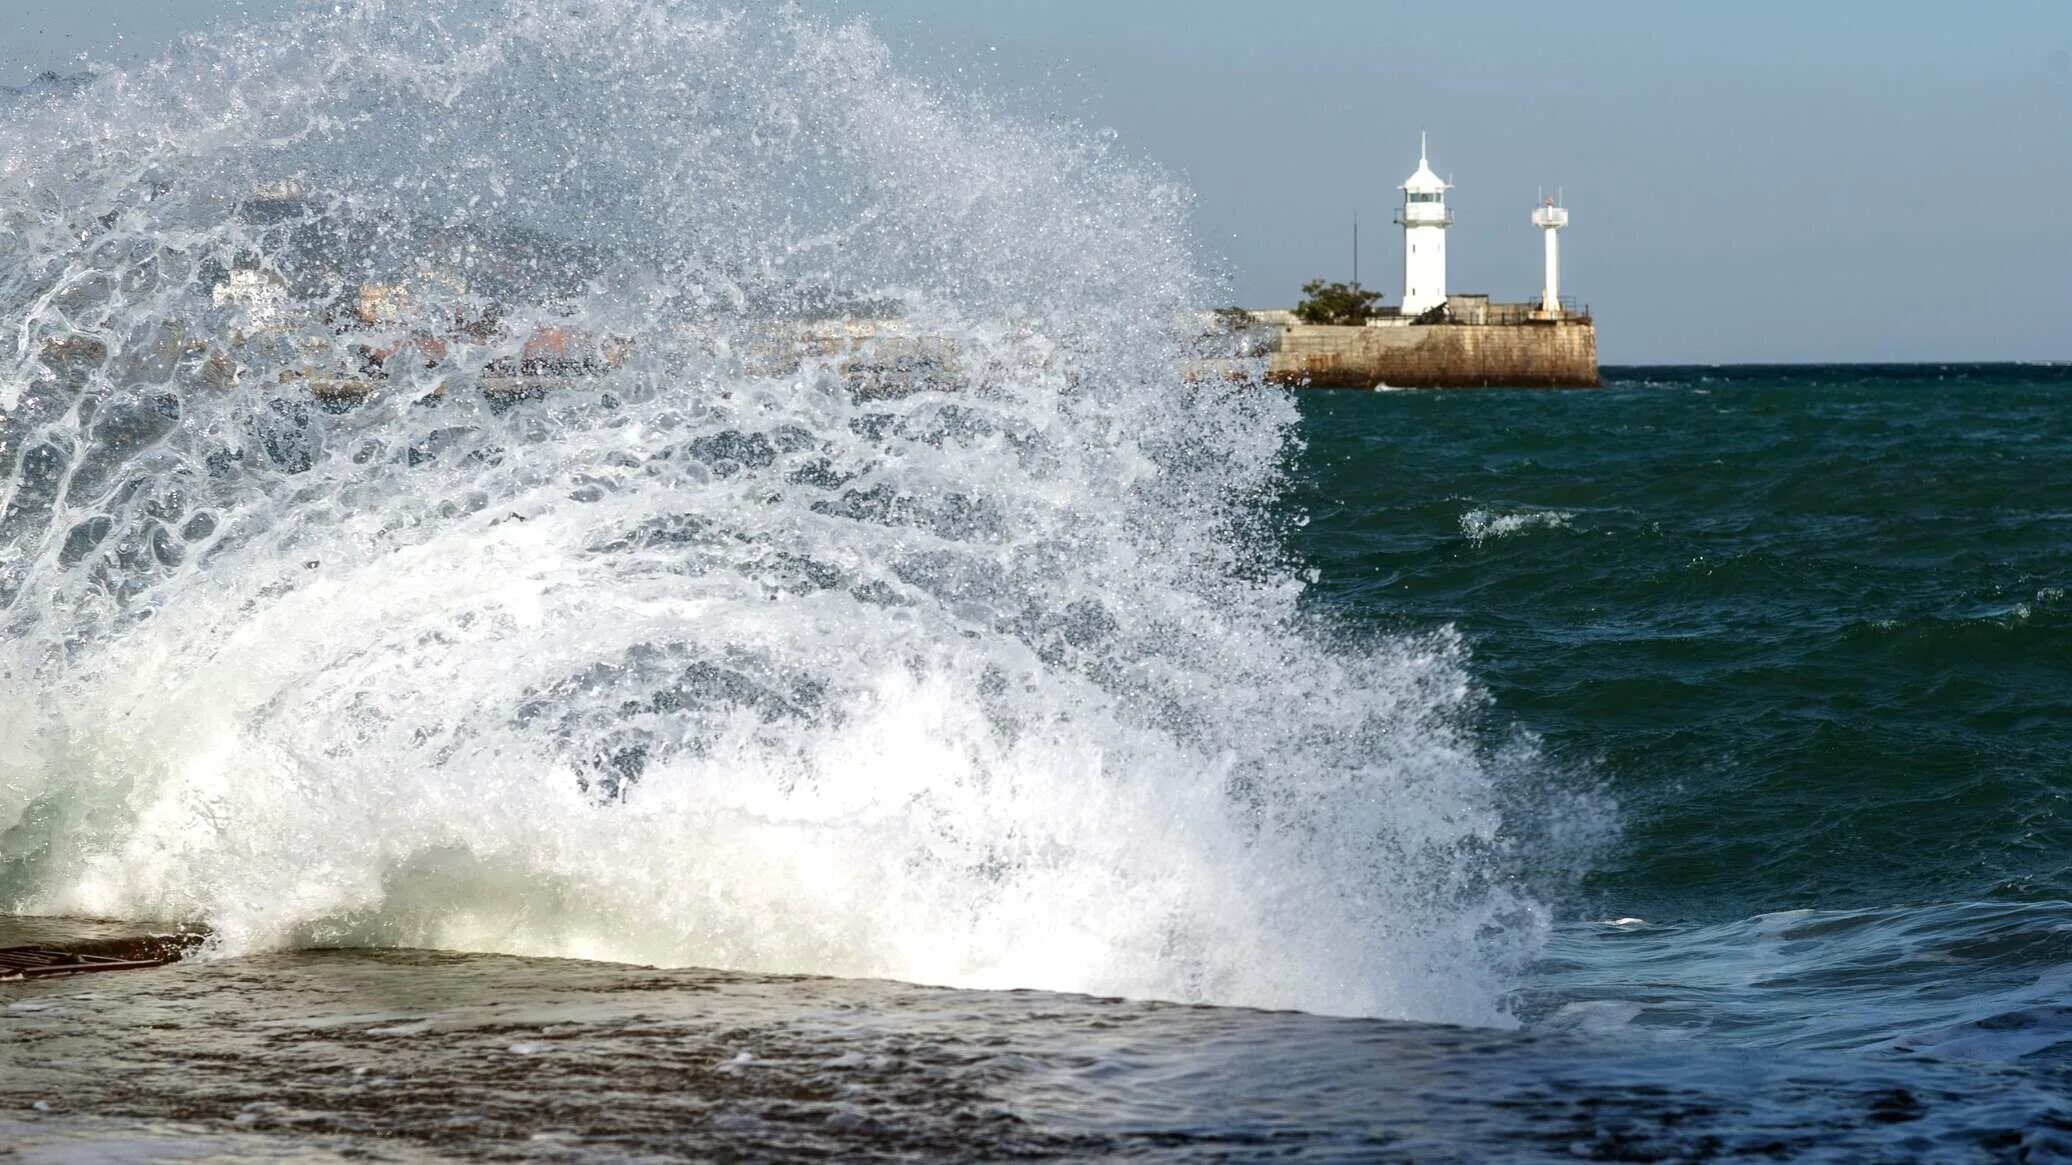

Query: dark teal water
[1292,364,2072,1055]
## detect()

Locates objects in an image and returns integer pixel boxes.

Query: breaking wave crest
[0,1,1566,1023]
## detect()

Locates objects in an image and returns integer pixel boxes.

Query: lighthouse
[1395,134,1453,316]
[1533,194,1570,317]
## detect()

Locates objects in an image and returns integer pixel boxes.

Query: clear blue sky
[7,0,2070,363]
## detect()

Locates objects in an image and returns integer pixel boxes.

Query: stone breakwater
[1264,320,1599,390]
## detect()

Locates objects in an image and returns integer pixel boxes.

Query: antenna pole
[1353,211,1360,290]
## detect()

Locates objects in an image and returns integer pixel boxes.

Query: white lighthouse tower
[1395,134,1453,316]
[1532,194,1570,317]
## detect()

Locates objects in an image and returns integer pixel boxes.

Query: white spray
[0,1,1556,1024]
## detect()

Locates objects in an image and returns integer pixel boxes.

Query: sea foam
[1460,507,1575,545]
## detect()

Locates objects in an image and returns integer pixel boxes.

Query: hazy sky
[6,0,2069,363]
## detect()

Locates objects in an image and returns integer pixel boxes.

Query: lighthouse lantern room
[1395,134,1453,316]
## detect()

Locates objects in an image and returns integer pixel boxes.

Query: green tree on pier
[1293,280,1384,326]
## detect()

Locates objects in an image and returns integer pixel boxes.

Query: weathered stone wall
[1266,321,1599,389]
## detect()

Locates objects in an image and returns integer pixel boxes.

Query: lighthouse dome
[1402,156,1448,194]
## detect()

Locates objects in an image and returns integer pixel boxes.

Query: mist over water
[0,1,1563,1023]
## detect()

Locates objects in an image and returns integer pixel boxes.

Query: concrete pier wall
[1266,320,1599,389]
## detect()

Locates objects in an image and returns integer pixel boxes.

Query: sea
[3,3,2070,1161]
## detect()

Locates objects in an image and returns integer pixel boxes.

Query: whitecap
[1460,508,1575,546]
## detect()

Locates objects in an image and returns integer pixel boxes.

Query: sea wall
[1266,320,1599,389]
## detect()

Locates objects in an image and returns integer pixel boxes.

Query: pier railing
[1451,301,1592,325]
[1228,301,1593,329]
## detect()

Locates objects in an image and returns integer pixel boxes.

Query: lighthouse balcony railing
[1393,207,1454,227]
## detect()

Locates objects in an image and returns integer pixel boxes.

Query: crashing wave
[0,0,1569,1024]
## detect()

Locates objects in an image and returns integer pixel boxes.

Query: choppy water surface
[1293,364,2072,1053]
[3,0,2071,1156]
[4,929,2069,1163]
